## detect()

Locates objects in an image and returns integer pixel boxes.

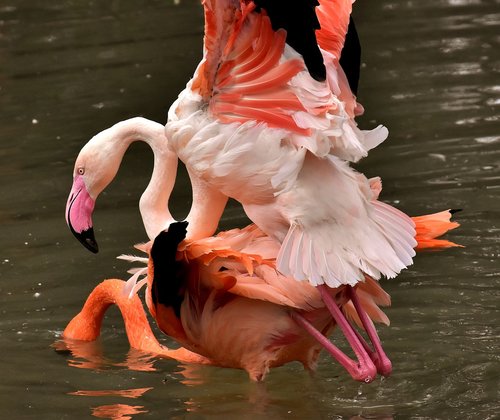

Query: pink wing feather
[209,11,308,134]
[316,0,353,59]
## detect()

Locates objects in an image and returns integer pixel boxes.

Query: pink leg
[346,286,392,376]
[292,284,377,383]
[291,312,363,378]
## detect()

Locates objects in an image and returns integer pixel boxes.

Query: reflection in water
[91,404,147,420]
[1,0,499,418]
[55,332,398,419]
[55,334,400,419]
[72,389,150,420]
[53,338,158,372]
[68,388,153,398]
[173,363,213,387]
[59,343,154,419]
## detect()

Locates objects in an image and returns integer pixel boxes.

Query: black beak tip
[83,237,99,254]
[73,228,99,253]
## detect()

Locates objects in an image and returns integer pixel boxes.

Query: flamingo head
[65,132,123,253]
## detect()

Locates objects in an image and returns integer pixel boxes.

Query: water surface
[1,0,499,418]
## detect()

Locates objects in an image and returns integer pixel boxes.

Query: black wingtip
[167,221,189,242]
[450,209,463,214]
[339,17,361,95]
[151,222,188,262]
[253,0,326,82]
[150,222,188,314]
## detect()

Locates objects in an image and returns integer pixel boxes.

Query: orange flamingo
[138,217,459,382]
[64,221,395,382]
[63,215,459,381]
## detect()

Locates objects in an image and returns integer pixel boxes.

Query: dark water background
[0,0,499,418]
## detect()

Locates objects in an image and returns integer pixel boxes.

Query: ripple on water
[1,0,499,418]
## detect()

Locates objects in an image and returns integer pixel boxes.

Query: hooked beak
[65,175,99,253]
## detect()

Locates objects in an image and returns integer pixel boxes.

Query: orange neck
[63,279,164,353]
[63,279,215,366]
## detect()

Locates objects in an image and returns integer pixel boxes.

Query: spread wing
[191,0,354,134]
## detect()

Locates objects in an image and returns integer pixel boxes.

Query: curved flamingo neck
[110,118,228,241]
[84,117,228,243]
[63,279,164,352]
[62,279,215,365]
[92,117,179,240]
[127,119,178,240]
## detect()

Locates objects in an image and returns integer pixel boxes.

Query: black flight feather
[150,221,189,318]
[253,0,327,81]
[253,0,361,94]
[339,17,361,95]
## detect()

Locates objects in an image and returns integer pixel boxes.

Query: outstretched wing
[192,0,354,134]
[209,9,309,134]
[190,0,382,160]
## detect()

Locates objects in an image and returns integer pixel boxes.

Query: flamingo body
[135,221,393,381]
[165,0,416,288]
[63,213,459,381]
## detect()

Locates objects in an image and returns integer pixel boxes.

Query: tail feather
[150,222,189,317]
[413,210,462,250]
[343,297,390,330]
[358,275,391,307]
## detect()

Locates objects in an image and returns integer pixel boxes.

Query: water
[0,0,499,418]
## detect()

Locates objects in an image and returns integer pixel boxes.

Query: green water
[0,0,498,418]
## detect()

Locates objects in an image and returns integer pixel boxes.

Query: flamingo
[164,0,418,290]
[128,214,458,382]
[126,221,396,382]
[65,117,228,253]
[64,120,460,381]
[62,217,459,382]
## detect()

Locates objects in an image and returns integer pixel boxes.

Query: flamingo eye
[77,167,85,175]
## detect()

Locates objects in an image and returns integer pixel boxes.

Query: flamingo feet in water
[292,284,391,383]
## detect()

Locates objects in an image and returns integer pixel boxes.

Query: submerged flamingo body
[63,211,459,381]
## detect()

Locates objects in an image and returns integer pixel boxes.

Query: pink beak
[65,175,98,253]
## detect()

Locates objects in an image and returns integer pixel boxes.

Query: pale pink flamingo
[65,117,227,253]
[164,0,418,291]
[64,120,459,382]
